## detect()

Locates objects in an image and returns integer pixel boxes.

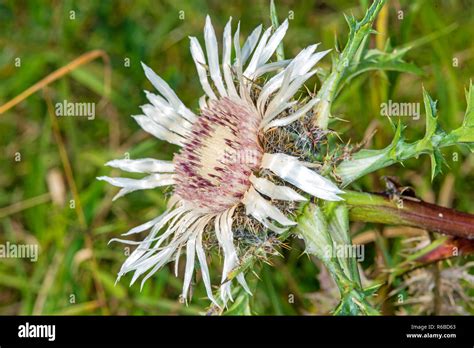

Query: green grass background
[0,0,473,315]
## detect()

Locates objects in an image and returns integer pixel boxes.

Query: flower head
[99,15,343,306]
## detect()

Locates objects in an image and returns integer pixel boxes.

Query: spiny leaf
[341,46,424,86]
[337,85,474,185]
[430,148,446,180]
[336,122,404,186]
[339,23,459,90]
[296,204,333,264]
[343,13,358,34]
[324,202,361,286]
[421,88,447,180]
[448,80,474,144]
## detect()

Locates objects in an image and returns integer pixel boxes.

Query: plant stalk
[313,0,387,129]
[342,190,474,239]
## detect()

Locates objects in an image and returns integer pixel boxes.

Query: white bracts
[99,14,342,308]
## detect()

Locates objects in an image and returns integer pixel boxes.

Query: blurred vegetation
[0,0,472,315]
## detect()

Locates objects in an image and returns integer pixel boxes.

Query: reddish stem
[345,191,474,240]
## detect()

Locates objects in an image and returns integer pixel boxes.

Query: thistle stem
[313,0,387,129]
[342,190,474,239]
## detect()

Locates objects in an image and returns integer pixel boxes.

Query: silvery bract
[98,16,343,306]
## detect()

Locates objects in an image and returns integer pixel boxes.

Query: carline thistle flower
[98,15,344,306]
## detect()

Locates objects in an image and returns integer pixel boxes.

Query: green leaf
[333,294,362,315]
[324,202,361,286]
[430,148,446,180]
[343,13,357,34]
[296,204,333,265]
[337,84,474,185]
[341,47,424,87]
[270,0,285,61]
[463,80,474,127]
[336,122,403,186]
[296,203,379,315]
[420,88,447,179]
[338,23,458,100]
[363,283,384,297]
[224,291,252,315]
[315,0,387,129]
[445,80,474,146]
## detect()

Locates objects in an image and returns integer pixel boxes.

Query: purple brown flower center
[173,97,262,212]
